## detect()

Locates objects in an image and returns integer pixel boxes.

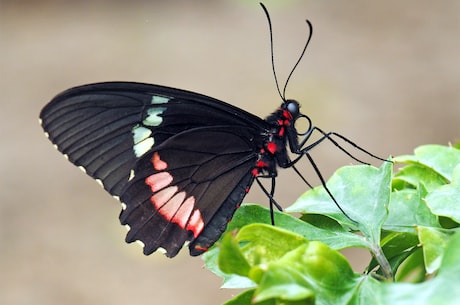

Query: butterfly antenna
[282,19,313,100]
[260,3,284,101]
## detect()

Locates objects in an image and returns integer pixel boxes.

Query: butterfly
[39,4,385,258]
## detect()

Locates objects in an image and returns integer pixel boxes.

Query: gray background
[1,0,459,304]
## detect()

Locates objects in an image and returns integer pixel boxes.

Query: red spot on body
[283,109,292,120]
[251,168,259,176]
[256,160,268,168]
[278,127,285,137]
[152,152,167,170]
[267,142,277,154]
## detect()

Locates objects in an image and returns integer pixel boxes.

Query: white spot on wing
[132,124,155,157]
[136,240,145,248]
[113,195,120,201]
[151,95,170,104]
[128,170,135,181]
[95,179,103,187]
[133,137,154,157]
[121,202,127,210]
[124,224,130,231]
[143,107,166,126]
[63,154,69,160]
[78,166,86,173]
[132,125,152,144]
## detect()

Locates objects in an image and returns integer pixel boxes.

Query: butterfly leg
[255,177,282,225]
[303,152,357,223]
[295,126,389,165]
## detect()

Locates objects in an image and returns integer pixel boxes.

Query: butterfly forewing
[40,82,269,257]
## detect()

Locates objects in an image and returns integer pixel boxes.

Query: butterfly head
[283,99,300,119]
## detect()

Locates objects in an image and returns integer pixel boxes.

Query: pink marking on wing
[145,172,173,192]
[171,195,194,228]
[158,191,186,223]
[186,209,204,238]
[150,186,178,211]
[152,152,168,170]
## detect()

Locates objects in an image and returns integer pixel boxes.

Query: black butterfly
[39,5,384,258]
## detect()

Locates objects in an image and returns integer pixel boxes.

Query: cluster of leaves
[203,144,460,305]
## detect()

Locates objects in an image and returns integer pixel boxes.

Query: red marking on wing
[145,172,173,192]
[187,209,204,238]
[267,142,277,154]
[151,186,178,209]
[146,180,204,238]
[193,245,208,252]
[171,194,193,227]
[162,191,187,218]
[152,152,168,170]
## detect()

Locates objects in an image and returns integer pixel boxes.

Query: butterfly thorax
[252,100,300,177]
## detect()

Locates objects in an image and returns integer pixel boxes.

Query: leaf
[392,163,447,191]
[385,188,439,233]
[218,232,251,276]
[202,246,256,289]
[393,145,460,181]
[288,162,392,247]
[230,204,369,250]
[417,226,454,274]
[425,164,460,223]
[367,232,420,278]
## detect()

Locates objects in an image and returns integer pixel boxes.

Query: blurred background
[1,0,459,304]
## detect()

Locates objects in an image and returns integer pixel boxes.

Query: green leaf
[392,163,447,191]
[218,232,251,276]
[367,232,420,278]
[377,230,460,305]
[222,289,256,305]
[417,226,454,274]
[425,164,460,223]
[288,162,392,247]
[385,188,439,233]
[393,145,460,181]
[393,247,425,283]
[230,204,369,250]
[253,242,357,304]
[202,246,255,289]
[234,224,308,266]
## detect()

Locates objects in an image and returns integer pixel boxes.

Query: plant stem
[372,244,393,281]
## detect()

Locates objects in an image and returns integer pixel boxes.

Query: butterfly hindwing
[120,127,260,257]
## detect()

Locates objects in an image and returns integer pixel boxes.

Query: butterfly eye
[285,100,300,118]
